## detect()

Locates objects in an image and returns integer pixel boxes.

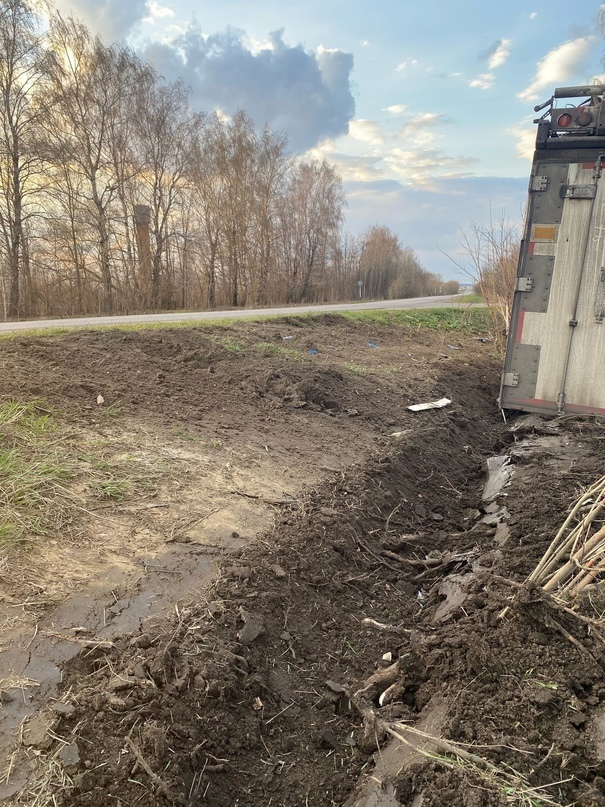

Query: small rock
[227,565,252,579]
[136,634,152,649]
[280,631,292,642]
[0,691,14,704]
[270,564,287,579]
[325,680,346,694]
[320,507,337,517]
[430,512,444,522]
[320,728,339,749]
[23,715,53,749]
[238,608,265,645]
[207,601,224,617]
[51,701,76,717]
[58,743,80,772]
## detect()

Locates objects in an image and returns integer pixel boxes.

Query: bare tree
[0,0,49,318]
[46,14,143,314]
[132,78,202,308]
[448,212,520,353]
[280,159,344,303]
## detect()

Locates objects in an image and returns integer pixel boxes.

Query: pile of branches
[527,473,605,599]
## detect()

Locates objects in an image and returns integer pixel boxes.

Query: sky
[51,0,605,279]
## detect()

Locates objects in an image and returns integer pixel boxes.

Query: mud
[2,314,605,806]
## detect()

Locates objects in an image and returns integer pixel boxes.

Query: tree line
[0,0,457,320]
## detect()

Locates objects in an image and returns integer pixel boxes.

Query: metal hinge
[562,184,597,199]
[516,277,534,292]
[502,372,520,387]
[531,175,549,191]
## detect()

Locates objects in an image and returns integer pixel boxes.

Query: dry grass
[387,723,570,806]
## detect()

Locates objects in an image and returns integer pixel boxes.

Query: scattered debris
[482,456,513,501]
[408,397,452,412]
[367,342,380,349]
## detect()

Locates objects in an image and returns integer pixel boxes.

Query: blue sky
[52,0,605,278]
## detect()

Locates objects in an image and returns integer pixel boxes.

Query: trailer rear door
[500,155,605,415]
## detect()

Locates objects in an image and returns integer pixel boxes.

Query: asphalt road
[0,294,473,333]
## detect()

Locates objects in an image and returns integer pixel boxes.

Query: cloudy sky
[52,0,605,277]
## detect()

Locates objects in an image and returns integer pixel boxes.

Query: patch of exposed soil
[5,315,605,807]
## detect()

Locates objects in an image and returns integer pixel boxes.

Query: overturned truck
[500,84,605,415]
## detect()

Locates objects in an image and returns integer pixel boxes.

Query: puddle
[0,542,218,794]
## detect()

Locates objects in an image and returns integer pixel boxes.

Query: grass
[339,307,490,332]
[343,362,367,376]
[253,340,305,359]
[0,305,490,340]
[215,335,248,352]
[0,401,74,548]
[0,401,154,550]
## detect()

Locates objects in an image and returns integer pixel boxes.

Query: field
[1,309,605,807]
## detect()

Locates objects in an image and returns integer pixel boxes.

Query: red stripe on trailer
[562,402,605,415]
[528,242,535,255]
[514,310,525,345]
[505,397,605,416]
[507,397,553,407]
[583,162,596,169]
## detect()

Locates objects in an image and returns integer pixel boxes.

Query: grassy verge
[338,307,490,332]
[0,304,490,340]
[0,401,151,551]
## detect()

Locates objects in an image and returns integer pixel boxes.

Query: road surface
[0,294,474,333]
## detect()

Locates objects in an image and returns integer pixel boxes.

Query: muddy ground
[2,312,605,806]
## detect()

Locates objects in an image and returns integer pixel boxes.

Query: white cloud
[399,112,449,140]
[488,38,512,70]
[317,153,384,182]
[518,36,597,101]
[469,73,495,90]
[53,0,148,42]
[396,59,418,72]
[509,126,536,161]
[349,119,384,146]
[145,1,175,20]
[383,104,407,115]
[361,40,369,47]
[384,147,477,186]
[530,11,538,19]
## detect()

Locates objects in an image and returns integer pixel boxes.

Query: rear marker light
[576,110,593,127]
[557,113,573,127]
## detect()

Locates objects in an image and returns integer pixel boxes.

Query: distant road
[0,294,474,333]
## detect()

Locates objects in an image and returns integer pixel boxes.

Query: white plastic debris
[407,397,451,412]
[96,394,105,406]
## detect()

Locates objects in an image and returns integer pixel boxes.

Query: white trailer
[500,84,605,415]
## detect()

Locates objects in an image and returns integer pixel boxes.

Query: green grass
[0,401,156,549]
[343,362,368,376]
[457,291,485,304]
[0,304,489,340]
[339,307,490,332]
[214,335,248,352]
[253,340,305,359]
[0,401,74,547]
